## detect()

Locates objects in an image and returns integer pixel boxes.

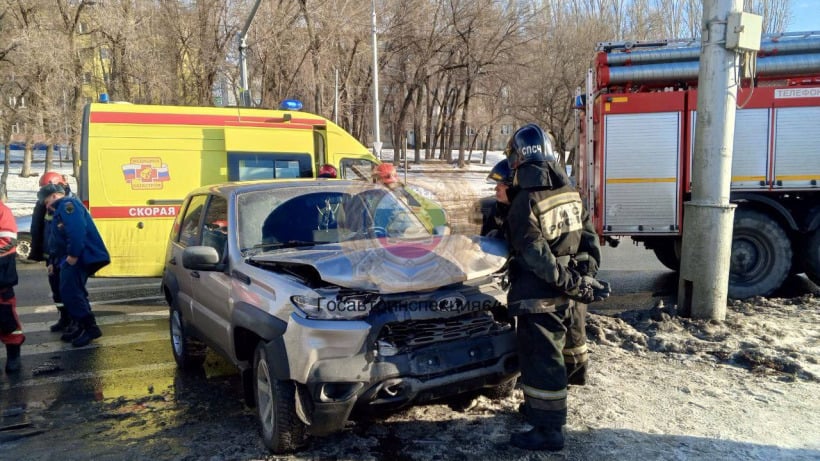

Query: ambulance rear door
[81,105,224,277]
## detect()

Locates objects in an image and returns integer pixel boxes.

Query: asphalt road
[2,242,815,459]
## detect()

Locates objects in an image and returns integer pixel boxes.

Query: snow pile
[589,295,819,382]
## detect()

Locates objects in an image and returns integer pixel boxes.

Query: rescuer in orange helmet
[318,164,338,178]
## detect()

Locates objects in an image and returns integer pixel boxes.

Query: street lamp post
[239,0,263,107]
[371,0,382,159]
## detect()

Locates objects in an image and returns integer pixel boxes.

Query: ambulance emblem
[122,157,171,190]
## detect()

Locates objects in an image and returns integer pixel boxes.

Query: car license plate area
[411,339,495,375]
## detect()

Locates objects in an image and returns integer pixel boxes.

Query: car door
[189,194,234,358]
[166,194,208,322]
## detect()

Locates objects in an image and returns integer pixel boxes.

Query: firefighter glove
[569,276,611,304]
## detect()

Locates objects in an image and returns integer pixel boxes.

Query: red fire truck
[575,32,820,298]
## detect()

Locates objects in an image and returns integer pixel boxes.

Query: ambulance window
[339,158,377,180]
[227,153,312,180]
[180,194,208,247]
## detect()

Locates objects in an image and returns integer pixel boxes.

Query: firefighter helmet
[504,124,556,170]
[373,163,398,185]
[318,164,338,178]
[486,160,513,185]
[39,171,67,187]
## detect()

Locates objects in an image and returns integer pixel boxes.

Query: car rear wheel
[254,342,307,453]
[728,209,792,299]
[169,304,206,369]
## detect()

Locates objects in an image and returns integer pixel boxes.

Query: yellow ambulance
[78,102,378,277]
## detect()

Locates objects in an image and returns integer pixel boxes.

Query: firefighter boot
[567,363,588,386]
[72,316,102,348]
[60,320,82,342]
[5,344,21,373]
[50,307,71,332]
[510,426,565,451]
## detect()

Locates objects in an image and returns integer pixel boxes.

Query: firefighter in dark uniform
[29,171,75,333]
[503,124,610,451]
[0,200,23,373]
[39,184,110,348]
[482,157,596,388]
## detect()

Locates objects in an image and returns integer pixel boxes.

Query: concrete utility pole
[238,0,263,107]
[678,0,760,320]
[371,0,382,159]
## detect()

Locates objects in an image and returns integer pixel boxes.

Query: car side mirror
[433,225,451,236]
[182,246,222,271]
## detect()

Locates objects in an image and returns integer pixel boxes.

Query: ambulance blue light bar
[279,99,303,111]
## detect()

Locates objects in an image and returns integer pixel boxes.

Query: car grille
[377,313,509,350]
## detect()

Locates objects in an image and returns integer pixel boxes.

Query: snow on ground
[1,151,76,217]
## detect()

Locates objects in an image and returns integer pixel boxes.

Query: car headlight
[290,294,373,320]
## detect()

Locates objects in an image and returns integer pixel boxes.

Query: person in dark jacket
[29,171,75,332]
[38,183,110,348]
[503,124,610,452]
[0,200,23,373]
[480,160,516,239]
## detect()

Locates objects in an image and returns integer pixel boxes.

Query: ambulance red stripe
[89,111,325,127]
[91,206,180,219]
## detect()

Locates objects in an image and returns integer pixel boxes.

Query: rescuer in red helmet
[29,171,75,334]
[318,164,338,178]
[0,200,23,373]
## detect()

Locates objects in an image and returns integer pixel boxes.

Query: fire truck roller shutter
[603,112,680,233]
[728,208,792,299]
[773,107,820,189]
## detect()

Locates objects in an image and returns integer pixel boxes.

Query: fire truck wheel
[803,227,820,286]
[728,209,792,299]
[651,239,681,271]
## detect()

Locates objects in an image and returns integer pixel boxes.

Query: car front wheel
[254,342,307,453]
[169,303,206,369]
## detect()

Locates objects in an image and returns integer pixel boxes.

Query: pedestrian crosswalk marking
[17,295,166,316]
[0,360,177,392]
[22,310,168,335]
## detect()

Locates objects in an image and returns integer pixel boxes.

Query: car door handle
[190,271,200,279]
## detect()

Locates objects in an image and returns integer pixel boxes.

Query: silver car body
[161,180,518,435]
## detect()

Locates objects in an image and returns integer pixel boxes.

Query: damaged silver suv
[161,179,518,453]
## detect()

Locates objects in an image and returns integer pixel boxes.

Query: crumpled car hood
[249,234,508,293]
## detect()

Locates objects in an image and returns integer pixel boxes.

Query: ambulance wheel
[170,304,207,369]
[803,227,820,286]
[15,233,34,263]
[253,342,308,453]
[728,209,792,299]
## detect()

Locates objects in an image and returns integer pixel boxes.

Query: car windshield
[237,185,430,255]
